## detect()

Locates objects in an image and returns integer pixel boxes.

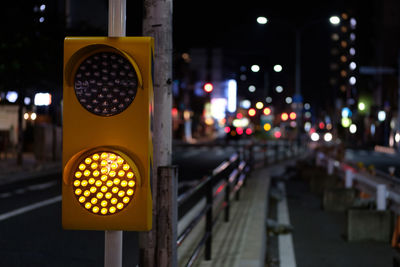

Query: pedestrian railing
[175,139,304,266]
[176,152,249,266]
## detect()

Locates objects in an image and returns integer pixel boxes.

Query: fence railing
[176,152,250,266]
[175,139,304,266]
[316,151,400,213]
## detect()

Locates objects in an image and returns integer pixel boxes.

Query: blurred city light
[349,62,357,70]
[23,113,29,120]
[240,100,251,109]
[341,107,352,118]
[311,132,320,142]
[396,133,400,143]
[289,112,296,120]
[281,113,289,121]
[371,124,376,135]
[245,128,252,135]
[273,64,282,72]
[203,82,213,93]
[227,79,237,113]
[349,47,356,56]
[358,102,365,111]
[264,123,272,131]
[224,126,230,133]
[350,18,357,28]
[263,107,271,116]
[274,131,282,139]
[266,97,272,103]
[6,91,18,103]
[233,118,249,128]
[378,110,386,122]
[30,112,37,120]
[248,108,256,117]
[319,122,325,129]
[248,85,256,92]
[304,103,311,110]
[285,97,292,104]
[24,97,31,105]
[341,117,352,128]
[324,132,333,142]
[257,16,268,24]
[275,85,283,93]
[210,98,227,119]
[255,101,264,109]
[34,93,52,106]
[304,122,311,132]
[251,65,260,72]
[329,16,340,25]
[349,124,357,134]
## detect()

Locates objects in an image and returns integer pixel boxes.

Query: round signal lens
[74,52,138,116]
[72,150,138,215]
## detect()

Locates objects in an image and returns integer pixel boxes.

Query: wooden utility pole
[141,0,173,266]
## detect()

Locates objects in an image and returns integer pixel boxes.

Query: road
[0,144,240,266]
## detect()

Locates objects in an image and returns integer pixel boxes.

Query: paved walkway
[192,166,270,267]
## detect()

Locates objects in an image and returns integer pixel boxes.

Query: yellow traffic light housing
[62,37,154,231]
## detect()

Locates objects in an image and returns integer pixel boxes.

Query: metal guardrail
[175,140,304,266]
[316,151,400,213]
[177,152,250,266]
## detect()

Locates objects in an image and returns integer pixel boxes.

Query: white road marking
[0,195,61,222]
[277,182,297,267]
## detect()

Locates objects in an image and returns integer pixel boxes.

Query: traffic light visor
[64,44,143,116]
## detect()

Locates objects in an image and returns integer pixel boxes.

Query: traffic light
[62,37,154,231]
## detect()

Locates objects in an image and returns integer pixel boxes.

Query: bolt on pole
[104,1,126,267]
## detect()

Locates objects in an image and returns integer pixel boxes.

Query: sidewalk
[189,161,293,267]
[0,153,61,185]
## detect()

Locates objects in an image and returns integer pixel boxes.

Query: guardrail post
[263,143,268,166]
[205,179,213,260]
[376,184,387,211]
[327,159,334,175]
[156,166,178,267]
[345,169,354,188]
[224,176,230,222]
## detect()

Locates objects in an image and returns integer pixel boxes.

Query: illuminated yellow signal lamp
[62,37,154,231]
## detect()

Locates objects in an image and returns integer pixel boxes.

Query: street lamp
[273,64,282,72]
[329,16,341,25]
[257,16,268,25]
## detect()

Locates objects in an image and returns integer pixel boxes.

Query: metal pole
[108,0,126,37]
[105,231,123,267]
[104,1,126,267]
[397,50,400,151]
